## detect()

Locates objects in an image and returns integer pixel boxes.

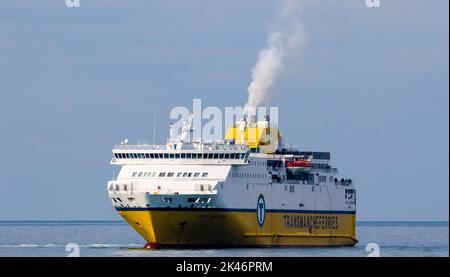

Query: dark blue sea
[0,221,447,257]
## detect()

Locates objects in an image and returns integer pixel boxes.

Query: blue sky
[0,0,448,220]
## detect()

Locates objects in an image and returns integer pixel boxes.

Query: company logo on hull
[257,194,266,227]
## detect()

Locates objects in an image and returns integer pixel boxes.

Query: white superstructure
[107,115,357,247]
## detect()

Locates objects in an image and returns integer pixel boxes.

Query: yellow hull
[117,209,357,247]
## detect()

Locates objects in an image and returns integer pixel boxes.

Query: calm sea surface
[0,221,447,257]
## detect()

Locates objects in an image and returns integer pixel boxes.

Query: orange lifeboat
[286,159,311,174]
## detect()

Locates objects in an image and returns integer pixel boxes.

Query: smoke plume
[244,0,306,116]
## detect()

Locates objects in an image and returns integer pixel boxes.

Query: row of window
[115,152,247,160]
[230,172,268,180]
[132,171,209,178]
[250,160,266,166]
[317,176,336,183]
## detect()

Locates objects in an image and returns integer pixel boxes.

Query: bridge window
[186,153,191,159]
[202,172,208,178]
[219,153,224,159]
[181,153,186,159]
[138,172,143,177]
[167,172,174,177]
[177,172,182,177]
[132,172,137,177]
[159,172,166,177]
[187,197,197,203]
[187,173,193,177]
[192,153,197,159]
[207,153,213,159]
[194,173,200,177]
[230,153,236,159]
[162,197,172,203]
[224,153,230,159]
[213,153,219,159]
[182,172,188,177]
[169,153,174,159]
[163,153,169,159]
[175,153,180,159]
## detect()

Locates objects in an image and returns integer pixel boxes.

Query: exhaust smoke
[244,0,306,117]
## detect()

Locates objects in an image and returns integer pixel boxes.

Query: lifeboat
[286,159,311,174]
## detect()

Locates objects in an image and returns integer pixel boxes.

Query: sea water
[0,221,447,257]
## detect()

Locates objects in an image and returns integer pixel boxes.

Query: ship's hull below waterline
[116,208,357,247]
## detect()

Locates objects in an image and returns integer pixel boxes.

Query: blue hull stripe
[115,207,355,214]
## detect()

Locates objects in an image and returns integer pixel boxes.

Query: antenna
[152,109,156,145]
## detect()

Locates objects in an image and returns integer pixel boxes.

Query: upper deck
[111,143,250,165]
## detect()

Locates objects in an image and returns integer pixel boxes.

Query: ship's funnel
[225,115,281,154]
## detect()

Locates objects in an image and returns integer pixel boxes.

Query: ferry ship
[107,114,357,247]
